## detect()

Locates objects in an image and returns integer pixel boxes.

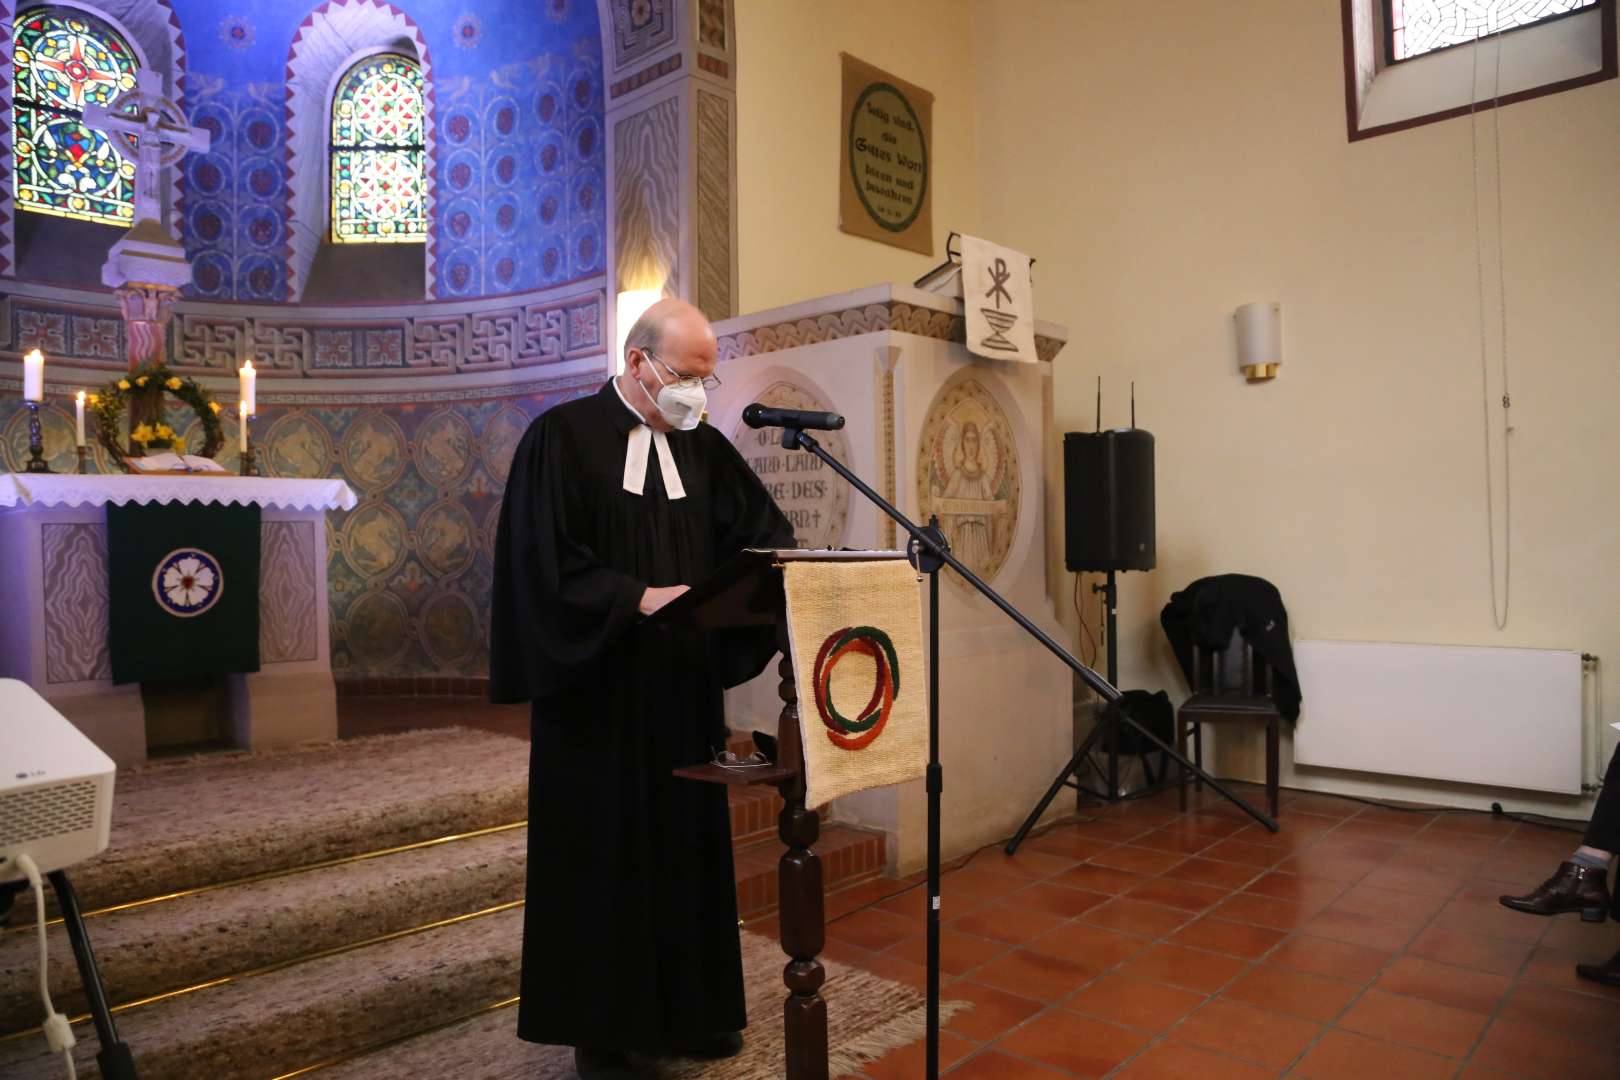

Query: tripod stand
[772,423,1275,1080]
[1004,568,1182,851]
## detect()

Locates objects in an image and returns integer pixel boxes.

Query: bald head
[624,298,715,364]
[619,297,718,432]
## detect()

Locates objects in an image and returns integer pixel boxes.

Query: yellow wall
[967,1,1619,809]
[734,1,1617,812]
[734,0,983,314]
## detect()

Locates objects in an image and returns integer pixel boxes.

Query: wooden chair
[1177,627,1282,819]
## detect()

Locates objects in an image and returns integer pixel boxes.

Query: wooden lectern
[658,548,907,1080]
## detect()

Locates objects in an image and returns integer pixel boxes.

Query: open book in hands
[126,452,230,474]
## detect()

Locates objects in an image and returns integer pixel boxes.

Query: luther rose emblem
[151,548,225,617]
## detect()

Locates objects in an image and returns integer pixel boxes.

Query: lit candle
[239,360,256,416]
[75,391,86,446]
[239,399,250,452]
[22,349,44,402]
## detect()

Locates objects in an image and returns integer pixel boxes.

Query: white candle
[22,349,44,402]
[75,391,86,445]
[239,361,256,416]
[239,399,250,452]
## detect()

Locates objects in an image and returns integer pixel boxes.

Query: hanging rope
[1470,30,1513,630]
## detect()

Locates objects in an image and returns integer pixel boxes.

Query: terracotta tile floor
[765,784,1620,1079]
[335,699,1620,1076]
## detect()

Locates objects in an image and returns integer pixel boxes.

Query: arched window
[330,53,427,243]
[11,6,140,226]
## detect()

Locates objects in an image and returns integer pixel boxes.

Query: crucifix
[82,70,211,449]
[83,70,210,233]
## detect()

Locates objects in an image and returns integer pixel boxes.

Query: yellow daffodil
[136,376,149,387]
[165,377,182,390]
[117,379,131,390]
[155,424,175,439]
[131,423,155,444]
[88,394,99,405]
[208,401,221,414]
[171,435,185,452]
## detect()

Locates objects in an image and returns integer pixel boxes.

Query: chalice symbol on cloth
[979,257,1019,352]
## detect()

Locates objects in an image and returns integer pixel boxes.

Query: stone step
[1,816,883,1037]
[63,728,528,911]
[727,782,828,847]
[733,824,886,921]
[0,906,526,1080]
[0,828,528,1036]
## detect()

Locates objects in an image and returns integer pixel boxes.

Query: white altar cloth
[0,473,357,512]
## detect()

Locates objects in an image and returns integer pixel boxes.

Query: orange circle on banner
[812,626,900,751]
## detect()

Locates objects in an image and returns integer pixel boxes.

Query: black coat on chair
[1160,574,1301,721]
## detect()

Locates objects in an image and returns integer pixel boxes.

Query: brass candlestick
[77,445,87,474]
[239,446,259,477]
[24,402,52,473]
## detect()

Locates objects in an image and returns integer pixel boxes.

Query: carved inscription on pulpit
[731,381,850,550]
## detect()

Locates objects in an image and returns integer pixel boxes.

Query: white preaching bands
[613,377,687,500]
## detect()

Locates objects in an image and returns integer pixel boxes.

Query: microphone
[742,403,846,431]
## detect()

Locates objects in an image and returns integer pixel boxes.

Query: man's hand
[639,584,690,616]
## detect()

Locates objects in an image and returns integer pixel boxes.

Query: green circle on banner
[847,81,928,233]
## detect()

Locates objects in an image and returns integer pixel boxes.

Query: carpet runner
[0,726,936,1078]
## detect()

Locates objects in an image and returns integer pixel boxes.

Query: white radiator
[1291,640,1585,795]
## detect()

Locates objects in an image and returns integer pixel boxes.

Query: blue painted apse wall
[158,0,605,301]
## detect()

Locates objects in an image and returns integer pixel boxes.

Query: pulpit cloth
[0,473,357,511]
[782,559,928,809]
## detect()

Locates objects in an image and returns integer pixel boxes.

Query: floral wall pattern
[5,0,606,303]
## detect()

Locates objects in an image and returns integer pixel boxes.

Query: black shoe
[665,1030,744,1060]
[1499,862,1611,922]
[1575,949,1620,989]
[574,1046,653,1079]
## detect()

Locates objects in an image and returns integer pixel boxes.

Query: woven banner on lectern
[782,559,927,809]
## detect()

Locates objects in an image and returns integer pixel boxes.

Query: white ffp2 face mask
[637,360,707,431]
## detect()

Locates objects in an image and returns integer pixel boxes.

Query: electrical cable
[1193,777,1584,833]
[1072,573,1098,668]
[14,854,77,1080]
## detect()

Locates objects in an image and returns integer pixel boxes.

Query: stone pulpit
[705,283,1074,872]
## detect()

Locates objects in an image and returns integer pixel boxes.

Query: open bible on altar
[126,452,230,474]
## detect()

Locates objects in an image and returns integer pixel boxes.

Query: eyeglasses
[712,746,771,770]
[644,349,722,392]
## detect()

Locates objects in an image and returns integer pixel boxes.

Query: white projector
[0,679,116,884]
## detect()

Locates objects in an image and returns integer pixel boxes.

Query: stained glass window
[1388,0,1599,62]
[331,54,427,243]
[11,8,140,225]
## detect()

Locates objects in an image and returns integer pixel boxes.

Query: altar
[0,473,355,766]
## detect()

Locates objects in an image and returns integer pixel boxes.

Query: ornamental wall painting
[915,373,1022,593]
[11,8,140,225]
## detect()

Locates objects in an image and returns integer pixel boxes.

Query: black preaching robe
[490,380,793,1053]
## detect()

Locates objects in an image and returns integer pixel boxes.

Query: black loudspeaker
[1064,429,1156,572]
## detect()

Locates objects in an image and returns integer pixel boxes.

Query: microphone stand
[773,422,1276,1080]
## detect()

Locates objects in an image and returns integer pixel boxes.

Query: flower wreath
[90,361,224,471]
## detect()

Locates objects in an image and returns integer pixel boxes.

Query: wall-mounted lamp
[615,288,663,374]
[1234,301,1281,382]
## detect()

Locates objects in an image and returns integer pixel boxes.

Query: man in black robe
[490,298,793,1079]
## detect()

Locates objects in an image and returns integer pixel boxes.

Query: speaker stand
[1005,570,1278,853]
[1088,570,1128,800]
